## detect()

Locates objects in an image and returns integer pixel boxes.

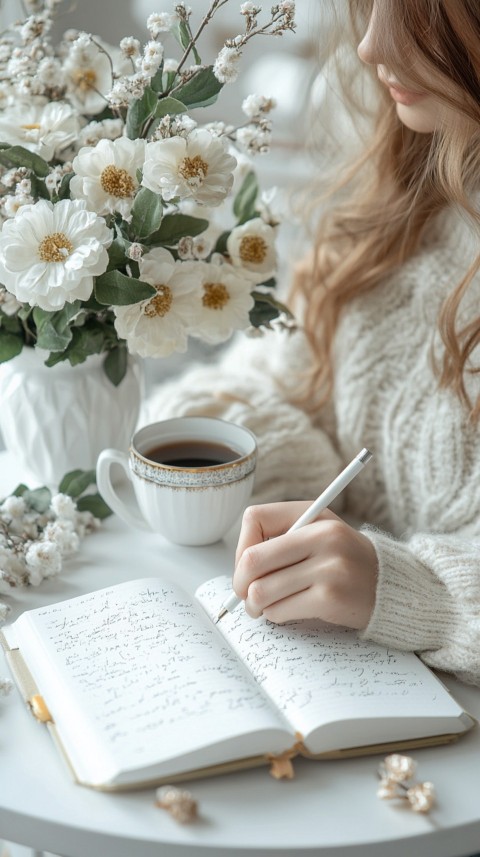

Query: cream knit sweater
[144,206,480,687]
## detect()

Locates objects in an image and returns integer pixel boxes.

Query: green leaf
[130,186,163,240]
[33,303,82,352]
[24,486,52,513]
[57,172,74,201]
[0,332,24,362]
[103,345,128,386]
[233,172,259,223]
[59,469,96,498]
[107,237,128,271]
[257,277,276,289]
[214,230,229,255]
[0,312,22,333]
[150,65,164,94]
[172,20,202,66]
[145,213,208,246]
[11,483,29,497]
[154,96,187,120]
[249,291,292,328]
[172,65,223,109]
[29,173,50,201]
[126,86,159,139]
[77,492,112,519]
[69,325,104,365]
[95,270,155,306]
[0,145,50,177]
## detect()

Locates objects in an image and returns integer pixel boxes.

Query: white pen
[215,447,373,623]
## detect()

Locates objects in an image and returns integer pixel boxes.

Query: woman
[146,0,480,687]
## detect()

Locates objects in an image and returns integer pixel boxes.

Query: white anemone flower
[227,218,277,282]
[63,36,130,115]
[142,129,236,206]
[0,199,112,311]
[189,262,254,344]
[114,248,201,358]
[71,137,146,219]
[0,100,80,161]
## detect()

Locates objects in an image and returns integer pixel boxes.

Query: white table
[0,451,479,857]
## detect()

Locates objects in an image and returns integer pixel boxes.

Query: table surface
[0,451,479,857]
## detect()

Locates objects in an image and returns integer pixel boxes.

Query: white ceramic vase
[0,348,143,487]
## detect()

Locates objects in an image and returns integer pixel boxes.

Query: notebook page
[196,576,465,752]
[15,578,291,785]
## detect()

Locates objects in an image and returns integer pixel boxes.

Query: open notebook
[0,575,474,790]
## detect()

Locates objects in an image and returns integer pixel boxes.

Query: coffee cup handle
[96,448,150,531]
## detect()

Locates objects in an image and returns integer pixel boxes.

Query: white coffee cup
[96,417,257,546]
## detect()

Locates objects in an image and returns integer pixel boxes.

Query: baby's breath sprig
[0,469,111,594]
[377,754,436,814]
[0,468,111,702]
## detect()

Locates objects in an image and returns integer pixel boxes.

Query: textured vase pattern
[0,348,143,486]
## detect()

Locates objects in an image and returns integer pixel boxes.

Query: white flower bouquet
[0,0,295,384]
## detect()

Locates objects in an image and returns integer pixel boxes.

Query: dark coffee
[144,440,242,468]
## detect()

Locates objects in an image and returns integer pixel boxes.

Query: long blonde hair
[294,0,480,417]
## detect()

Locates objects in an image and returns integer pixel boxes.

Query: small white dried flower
[16,178,32,195]
[20,13,51,43]
[210,252,226,267]
[147,12,176,37]
[240,2,261,14]
[128,242,143,261]
[25,540,62,580]
[0,601,11,622]
[0,677,13,696]
[45,167,64,192]
[213,46,242,84]
[120,37,141,58]
[3,193,34,218]
[177,236,194,260]
[1,496,27,519]
[0,573,14,595]
[204,120,230,137]
[37,56,63,87]
[50,493,76,520]
[107,79,132,108]
[156,785,198,824]
[376,778,400,800]
[163,58,179,74]
[44,520,80,555]
[242,94,276,119]
[383,754,416,783]
[236,124,271,154]
[192,235,213,260]
[406,782,436,813]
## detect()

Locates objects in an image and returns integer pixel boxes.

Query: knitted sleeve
[142,332,343,505]
[359,527,480,686]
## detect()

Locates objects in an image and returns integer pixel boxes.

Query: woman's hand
[233,502,378,629]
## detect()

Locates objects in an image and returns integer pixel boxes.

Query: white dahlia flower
[142,129,236,206]
[0,199,112,311]
[227,218,277,282]
[114,248,201,358]
[70,137,146,219]
[0,100,80,161]
[189,262,254,344]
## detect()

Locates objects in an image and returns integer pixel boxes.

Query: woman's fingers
[233,503,379,629]
[235,501,315,568]
[244,560,314,619]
